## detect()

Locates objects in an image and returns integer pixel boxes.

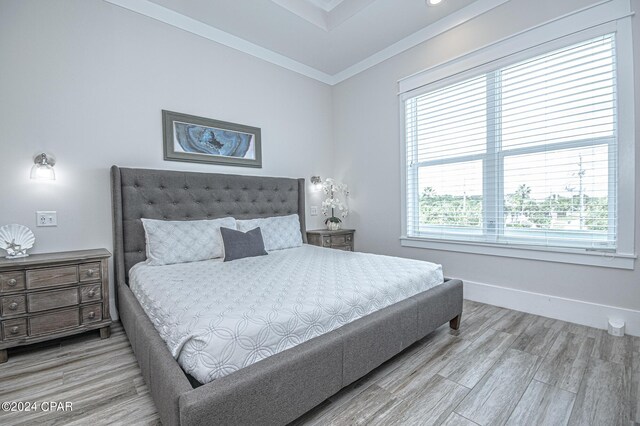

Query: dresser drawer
[308,230,355,252]
[0,272,25,293]
[29,308,79,336]
[26,266,78,290]
[80,284,102,303]
[0,249,112,363]
[79,263,101,282]
[81,304,102,324]
[27,288,79,313]
[2,318,27,340]
[330,235,347,245]
[1,295,27,317]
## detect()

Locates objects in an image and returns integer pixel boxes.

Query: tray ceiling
[305,0,349,12]
[106,0,509,83]
[269,0,379,31]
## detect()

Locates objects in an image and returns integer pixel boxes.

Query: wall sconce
[311,176,323,191]
[30,153,56,181]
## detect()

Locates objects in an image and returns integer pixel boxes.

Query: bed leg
[100,326,111,339]
[449,314,462,330]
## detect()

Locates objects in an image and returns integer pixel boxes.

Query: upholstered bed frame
[111,166,463,426]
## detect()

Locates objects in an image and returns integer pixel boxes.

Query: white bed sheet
[129,244,444,384]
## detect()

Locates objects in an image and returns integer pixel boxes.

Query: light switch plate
[36,211,57,227]
[310,206,318,216]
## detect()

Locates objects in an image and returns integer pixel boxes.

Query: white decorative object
[237,214,303,251]
[0,224,35,259]
[327,221,341,231]
[321,178,349,230]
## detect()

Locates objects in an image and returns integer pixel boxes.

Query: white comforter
[129,244,443,384]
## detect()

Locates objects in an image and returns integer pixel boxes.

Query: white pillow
[236,214,303,251]
[141,217,236,266]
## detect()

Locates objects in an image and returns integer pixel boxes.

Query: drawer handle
[88,311,96,319]
[10,326,19,335]
[88,289,96,297]
[7,278,17,287]
[86,269,96,277]
[8,302,18,311]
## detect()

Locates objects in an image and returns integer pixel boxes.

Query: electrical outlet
[310,206,318,216]
[36,211,57,227]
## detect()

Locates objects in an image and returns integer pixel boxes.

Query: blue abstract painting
[173,122,255,159]
[163,110,262,168]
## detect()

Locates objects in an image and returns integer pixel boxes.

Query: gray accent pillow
[221,227,268,262]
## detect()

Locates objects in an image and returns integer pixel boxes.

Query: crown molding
[103,0,335,84]
[397,0,630,93]
[103,0,510,86]
[332,0,509,83]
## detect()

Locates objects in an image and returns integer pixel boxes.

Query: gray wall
[0,0,333,316]
[0,0,334,249]
[331,0,640,311]
[0,0,638,322]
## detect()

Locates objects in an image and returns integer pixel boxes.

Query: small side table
[307,229,355,251]
[0,249,112,363]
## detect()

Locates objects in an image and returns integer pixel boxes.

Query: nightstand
[307,229,355,251]
[0,249,112,363]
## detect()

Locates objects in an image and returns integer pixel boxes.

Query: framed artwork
[162,110,262,168]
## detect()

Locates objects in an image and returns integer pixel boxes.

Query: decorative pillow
[236,214,303,251]
[141,217,236,266]
[220,227,268,262]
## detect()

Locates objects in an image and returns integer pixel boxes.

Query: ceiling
[268,0,379,31]
[305,0,348,12]
[107,0,508,84]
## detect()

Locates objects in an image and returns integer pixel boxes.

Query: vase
[326,220,342,231]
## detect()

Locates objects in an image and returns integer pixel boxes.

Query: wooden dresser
[0,249,112,363]
[307,229,355,251]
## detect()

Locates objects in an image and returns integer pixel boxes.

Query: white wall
[0,0,334,317]
[332,0,640,327]
[1,0,639,332]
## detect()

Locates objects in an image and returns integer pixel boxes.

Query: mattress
[129,244,444,384]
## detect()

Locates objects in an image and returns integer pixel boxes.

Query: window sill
[399,236,636,270]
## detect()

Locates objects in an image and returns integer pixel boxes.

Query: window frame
[399,4,635,270]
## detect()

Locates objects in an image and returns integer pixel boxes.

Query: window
[403,31,631,257]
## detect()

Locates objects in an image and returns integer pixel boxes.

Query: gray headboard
[110,166,306,284]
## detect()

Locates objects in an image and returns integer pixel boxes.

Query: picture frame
[162,110,262,168]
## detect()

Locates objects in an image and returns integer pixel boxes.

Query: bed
[111,166,463,426]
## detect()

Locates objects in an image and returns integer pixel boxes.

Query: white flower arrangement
[321,178,349,228]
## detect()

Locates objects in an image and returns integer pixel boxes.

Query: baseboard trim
[462,279,640,337]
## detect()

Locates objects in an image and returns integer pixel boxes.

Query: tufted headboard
[110,166,307,285]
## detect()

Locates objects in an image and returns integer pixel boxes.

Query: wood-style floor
[0,322,159,425]
[1,300,638,425]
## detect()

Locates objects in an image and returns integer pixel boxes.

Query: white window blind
[405,34,618,251]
